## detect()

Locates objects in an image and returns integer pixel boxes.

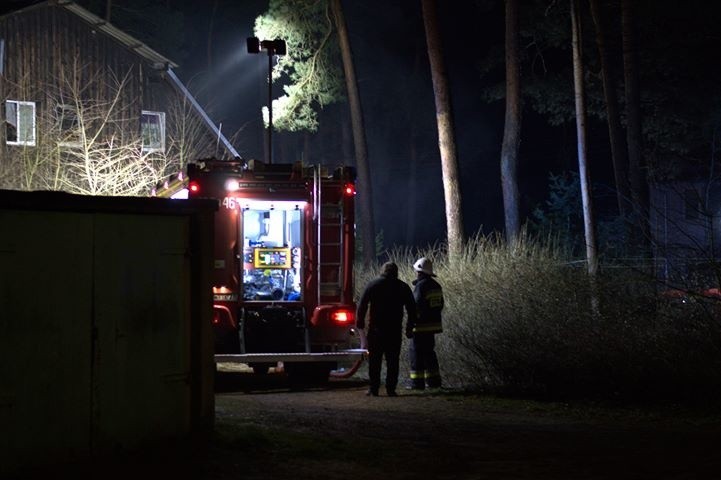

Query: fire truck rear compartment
[242,306,305,354]
[177,160,366,377]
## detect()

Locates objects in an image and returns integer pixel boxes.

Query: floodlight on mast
[247,37,287,164]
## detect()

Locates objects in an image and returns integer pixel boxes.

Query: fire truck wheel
[285,362,332,388]
[250,363,271,375]
[308,363,332,384]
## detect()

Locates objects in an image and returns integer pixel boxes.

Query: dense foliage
[254,0,344,132]
[478,0,721,179]
[530,171,629,258]
[355,235,721,404]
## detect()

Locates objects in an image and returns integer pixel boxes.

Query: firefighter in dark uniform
[407,257,444,390]
[356,262,416,397]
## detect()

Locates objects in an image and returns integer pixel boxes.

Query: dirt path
[208,371,721,480]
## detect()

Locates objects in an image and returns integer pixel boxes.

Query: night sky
[169,0,597,249]
[2,0,719,250]
[170,0,513,248]
[169,0,530,248]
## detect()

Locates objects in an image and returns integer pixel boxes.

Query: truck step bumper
[215,349,367,364]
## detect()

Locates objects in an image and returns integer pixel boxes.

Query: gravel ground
[20,367,720,480]
[206,369,721,480]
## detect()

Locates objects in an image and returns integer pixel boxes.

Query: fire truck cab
[155,158,365,381]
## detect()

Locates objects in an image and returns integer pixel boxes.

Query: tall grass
[354,233,721,403]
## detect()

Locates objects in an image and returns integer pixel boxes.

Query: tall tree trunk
[330,0,376,266]
[622,0,650,253]
[571,0,599,277]
[278,127,286,164]
[501,0,522,244]
[421,0,465,261]
[589,0,630,220]
[340,105,353,165]
[303,131,311,164]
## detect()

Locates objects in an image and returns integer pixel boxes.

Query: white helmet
[413,257,435,276]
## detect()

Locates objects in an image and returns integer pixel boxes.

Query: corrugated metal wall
[0,190,216,475]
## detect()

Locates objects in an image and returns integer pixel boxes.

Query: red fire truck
[153,158,365,382]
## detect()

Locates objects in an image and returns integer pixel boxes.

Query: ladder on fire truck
[313,165,345,304]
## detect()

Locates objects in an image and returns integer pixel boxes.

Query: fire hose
[269,330,367,379]
[330,328,367,379]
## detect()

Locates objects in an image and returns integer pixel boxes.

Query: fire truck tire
[309,363,332,383]
[285,362,332,388]
[250,363,271,375]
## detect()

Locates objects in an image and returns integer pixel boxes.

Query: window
[56,104,80,147]
[57,104,78,131]
[5,100,36,146]
[141,110,165,152]
[0,39,5,75]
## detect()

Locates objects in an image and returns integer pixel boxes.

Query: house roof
[0,0,178,69]
[0,0,241,160]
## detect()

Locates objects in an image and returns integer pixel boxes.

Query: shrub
[355,233,721,404]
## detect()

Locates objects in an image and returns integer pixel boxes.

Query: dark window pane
[5,101,17,142]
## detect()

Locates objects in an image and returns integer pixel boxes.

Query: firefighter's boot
[407,370,426,390]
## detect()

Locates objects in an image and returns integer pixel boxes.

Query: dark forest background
[2,0,720,250]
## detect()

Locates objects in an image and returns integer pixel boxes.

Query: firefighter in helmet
[356,261,416,397]
[407,257,444,390]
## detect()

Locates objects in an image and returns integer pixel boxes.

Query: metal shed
[0,189,216,475]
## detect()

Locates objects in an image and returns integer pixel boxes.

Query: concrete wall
[0,190,216,475]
